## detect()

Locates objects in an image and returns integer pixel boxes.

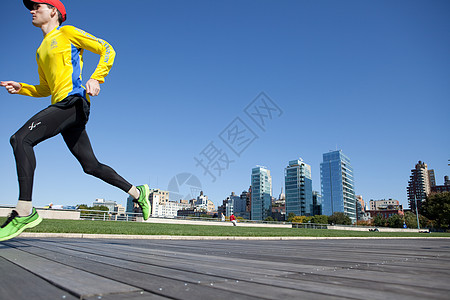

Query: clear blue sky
[1,0,449,210]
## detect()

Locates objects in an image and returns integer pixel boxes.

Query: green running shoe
[0,208,42,241]
[136,184,151,220]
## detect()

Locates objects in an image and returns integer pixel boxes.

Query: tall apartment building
[320,150,357,223]
[312,191,322,216]
[284,159,313,217]
[407,161,435,212]
[251,166,272,221]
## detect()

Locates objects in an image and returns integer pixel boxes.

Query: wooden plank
[0,257,78,300]
[0,243,142,299]
[5,238,450,300]
[83,291,170,300]
[14,238,447,300]
[9,240,260,300]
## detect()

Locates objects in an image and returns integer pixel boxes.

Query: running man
[0,0,151,241]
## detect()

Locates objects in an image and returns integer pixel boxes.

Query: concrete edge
[18,232,450,240]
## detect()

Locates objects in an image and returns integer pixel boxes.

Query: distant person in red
[230,214,237,226]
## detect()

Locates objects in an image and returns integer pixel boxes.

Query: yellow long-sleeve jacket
[19,25,115,104]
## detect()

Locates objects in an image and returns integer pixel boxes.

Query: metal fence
[78,210,141,221]
[291,222,328,229]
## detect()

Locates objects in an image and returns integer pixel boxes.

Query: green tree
[373,214,386,227]
[291,216,306,223]
[303,216,313,223]
[264,216,274,222]
[386,214,404,228]
[311,215,328,224]
[420,192,450,229]
[404,212,418,228]
[97,205,109,211]
[404,212,429,229]
[328,212,352,225]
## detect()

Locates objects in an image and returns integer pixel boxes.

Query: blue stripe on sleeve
[68,44,86,99]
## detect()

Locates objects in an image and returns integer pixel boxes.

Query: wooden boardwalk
[1,237,449,299]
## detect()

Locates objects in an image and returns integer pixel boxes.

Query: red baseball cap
[23,0,67,22]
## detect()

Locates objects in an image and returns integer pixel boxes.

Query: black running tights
[10,98,132,201]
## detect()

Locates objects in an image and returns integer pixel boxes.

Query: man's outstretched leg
[62,117,152,220]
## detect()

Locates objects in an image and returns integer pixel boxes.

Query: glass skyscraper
[251,166,272,221]
[312,191,322,216]
[320,150,356,223]
[285,159,313,217]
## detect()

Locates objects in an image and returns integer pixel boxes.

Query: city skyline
[0,0,448,210]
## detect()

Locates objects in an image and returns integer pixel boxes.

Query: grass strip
[2,218,450,238]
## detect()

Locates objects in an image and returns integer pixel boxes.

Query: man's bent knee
[82,162,103,177]
[10,134,18,150]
